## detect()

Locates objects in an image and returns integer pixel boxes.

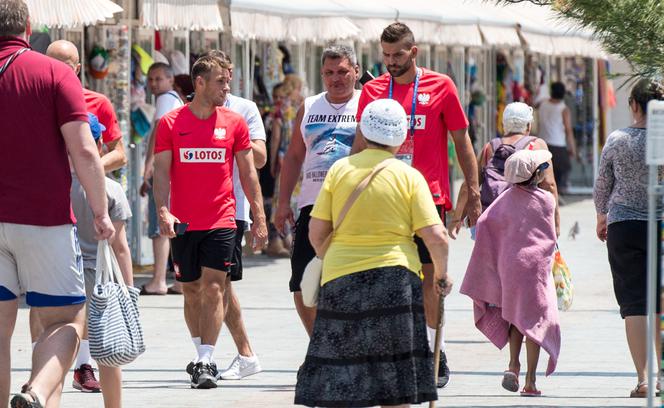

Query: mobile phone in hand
[174,222,189,236]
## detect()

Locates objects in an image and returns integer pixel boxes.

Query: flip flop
[501,370,519,392]
[630,381,647,398]
[167,287,183,295]
[520,386,541,397]
[139,285,166,296]
[10,386,44,408]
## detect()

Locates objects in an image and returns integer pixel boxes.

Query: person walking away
[594,78,664,398]
[153,55,267,389]
[70,114,133,407]
[0,1,114,406]
[39,40,135,393]
[537,81,576,193]
[448,102,560,238]
[351,22,481,388]
[140,62,184,295]
[460,149,561,397]
[31,113,133,407]
[295,98,452,407]
[274,45,360,337]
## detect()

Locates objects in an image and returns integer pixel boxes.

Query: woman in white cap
[294,99,452,407]
[449,102,559,239]
[460,149,561,397]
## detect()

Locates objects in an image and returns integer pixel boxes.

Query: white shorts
[0,223,85,307]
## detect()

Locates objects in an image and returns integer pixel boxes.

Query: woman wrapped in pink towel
[460,149,560,397]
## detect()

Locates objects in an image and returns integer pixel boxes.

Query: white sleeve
[154,93,183,120]
[244,102,266,141]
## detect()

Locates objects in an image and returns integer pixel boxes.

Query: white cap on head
[502,102,533,134]
[360,99,408,147]
[504,149,552,184]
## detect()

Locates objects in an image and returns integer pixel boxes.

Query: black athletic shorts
[414,205,445,265]
[171,228,236,283]
[230,221,247,282]
[289,205,316,292]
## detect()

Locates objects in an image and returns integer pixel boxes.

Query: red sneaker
[72,364,101,393]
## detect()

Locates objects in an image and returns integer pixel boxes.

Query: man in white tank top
[274,45,360,336]
[537,81,576,191]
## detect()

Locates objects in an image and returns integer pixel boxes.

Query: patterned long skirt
[294,266,437,407]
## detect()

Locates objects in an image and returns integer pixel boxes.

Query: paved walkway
[10,198,648,407]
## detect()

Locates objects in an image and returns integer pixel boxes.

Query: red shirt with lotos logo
[155,105,251,230]
[357,68,468,210]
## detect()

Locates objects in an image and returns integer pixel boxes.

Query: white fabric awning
[479,25,521,47]
[436,24,483,47]
[25,0,123,28]
[141,0,224,31]
[519,30,555,55]
[229,0,605,58]
[231,0,360,42]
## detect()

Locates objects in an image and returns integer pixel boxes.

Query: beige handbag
[301,158,397,307]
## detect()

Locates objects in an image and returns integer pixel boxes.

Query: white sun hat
[360,99,408,147]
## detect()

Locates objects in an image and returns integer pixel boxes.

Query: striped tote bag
[89,241,145,367]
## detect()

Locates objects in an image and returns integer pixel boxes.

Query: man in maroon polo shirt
[0,1,114,406]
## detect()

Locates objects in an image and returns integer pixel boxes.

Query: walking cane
[429,280,447,408]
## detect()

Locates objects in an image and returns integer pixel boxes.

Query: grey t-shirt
[71,175,132,269]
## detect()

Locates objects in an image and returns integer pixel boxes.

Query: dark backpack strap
[513,135,537,150]
[489,137,503,152]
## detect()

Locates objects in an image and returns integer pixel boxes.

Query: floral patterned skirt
[294,266,437,407]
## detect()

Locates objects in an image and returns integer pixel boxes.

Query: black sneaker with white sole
[186,361,218,377]
[190,362,218,389]
[437,351,450,388]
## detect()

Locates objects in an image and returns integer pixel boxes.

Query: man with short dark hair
[153,55,268,389]
[175,49,267,381]
[0,0,114,405]
[352,22,482,388]
[140,61,183,295]
[274,44,360,336]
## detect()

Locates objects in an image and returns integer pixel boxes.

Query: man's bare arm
[100,139,128,173]
[236,148,268,249]
[450,128,481,226]
[251,139,267,169]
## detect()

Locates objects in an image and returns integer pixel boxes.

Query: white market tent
[228,0,604,57]
[25,0,123,28]
[141,0,224,31]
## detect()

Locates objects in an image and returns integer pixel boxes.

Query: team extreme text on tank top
[298,91,360,209]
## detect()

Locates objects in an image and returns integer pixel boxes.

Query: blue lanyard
[388,68,420,137]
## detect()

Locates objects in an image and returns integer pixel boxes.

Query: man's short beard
[388,58,413,78]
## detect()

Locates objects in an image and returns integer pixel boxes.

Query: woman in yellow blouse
[294,99,452,407]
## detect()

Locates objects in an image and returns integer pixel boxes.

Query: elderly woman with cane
[294,99,452,407]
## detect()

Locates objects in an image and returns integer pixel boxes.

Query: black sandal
[10,385,43,408]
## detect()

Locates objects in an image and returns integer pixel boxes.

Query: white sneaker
[218,354,262,380]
